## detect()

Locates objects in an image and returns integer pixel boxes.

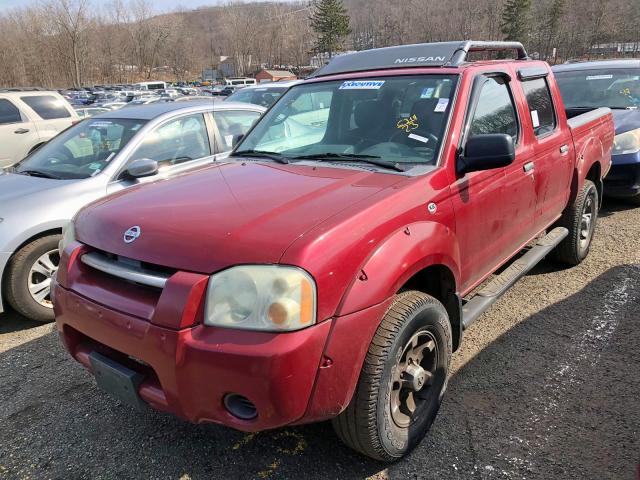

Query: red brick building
[255,69,297,83]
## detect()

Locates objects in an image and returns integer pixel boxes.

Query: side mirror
[457,134,515,175]
[232,134,244,148]
[123,158,159,179]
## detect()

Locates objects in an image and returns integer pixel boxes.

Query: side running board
[462,227,568,329]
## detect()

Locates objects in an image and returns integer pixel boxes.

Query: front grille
[81,251,176,289]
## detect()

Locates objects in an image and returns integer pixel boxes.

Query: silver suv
[0,100,265,321]
[0,89,79,167]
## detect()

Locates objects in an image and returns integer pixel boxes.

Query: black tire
[332,291,452,461]
[3,235,61,322]
[554,179,598,265]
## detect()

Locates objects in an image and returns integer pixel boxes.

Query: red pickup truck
[53,41,614,462]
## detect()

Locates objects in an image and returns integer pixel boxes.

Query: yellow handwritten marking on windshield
[397,114,419,133]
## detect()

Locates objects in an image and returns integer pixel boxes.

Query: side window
[0,99,23,124]
[521,78,556,136]
[20,95,71,120]
[130,113,211,167]
[214,110,262,151]
[469,77,518,141]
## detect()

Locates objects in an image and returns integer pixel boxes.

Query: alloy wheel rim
[579,191,596,250]
[28,249,60,308]
[390,330,438,428]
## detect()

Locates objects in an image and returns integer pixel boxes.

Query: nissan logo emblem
[123,226,141,244]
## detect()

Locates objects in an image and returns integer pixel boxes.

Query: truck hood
[612,108,640,135]
[75,162,404,273]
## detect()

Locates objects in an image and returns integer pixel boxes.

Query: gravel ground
[0,199,639,480]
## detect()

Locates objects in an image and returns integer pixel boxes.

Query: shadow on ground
[0,265,638,480]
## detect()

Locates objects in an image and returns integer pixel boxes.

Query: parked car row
[0,40,636,466]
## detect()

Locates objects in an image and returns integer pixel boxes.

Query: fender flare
[336,221,461,317]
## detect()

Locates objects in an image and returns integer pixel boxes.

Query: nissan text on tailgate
[54,41,614,461]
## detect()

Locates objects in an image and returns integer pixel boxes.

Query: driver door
[106,112,215,195]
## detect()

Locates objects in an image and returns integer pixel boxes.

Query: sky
[0,0,296,13]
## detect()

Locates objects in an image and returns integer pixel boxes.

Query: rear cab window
[0,98,24,125]
[521,78,557,136]
[20,95,71,120]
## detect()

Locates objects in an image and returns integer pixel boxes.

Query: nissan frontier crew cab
[54,41,614,462]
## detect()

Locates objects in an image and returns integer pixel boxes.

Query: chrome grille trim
[81,252,170,289]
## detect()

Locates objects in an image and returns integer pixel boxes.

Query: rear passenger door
[0,97,39,167]
[18,94,76,140]
[211,109,263,152]
[517,72,573,228]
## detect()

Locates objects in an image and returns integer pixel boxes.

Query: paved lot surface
[1,199,639,480]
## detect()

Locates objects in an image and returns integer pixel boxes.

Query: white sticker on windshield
[225,134,234,146]
[434,98,449,112]
[339,80,385,90]
[420,87,434,99]
[586,74,613,80]
[90,121,113,127]
[408,133,429,143]
[531,110,540,128]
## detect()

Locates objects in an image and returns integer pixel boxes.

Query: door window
[214,110,262,150]
[0,99,23,124]
[469,77,518,142]
[20,95,71,120]
[130,113,211,166]
[521,78,556,136]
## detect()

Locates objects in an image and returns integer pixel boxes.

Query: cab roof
[310,40,529,78]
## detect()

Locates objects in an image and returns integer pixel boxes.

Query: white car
[0,89,79,168]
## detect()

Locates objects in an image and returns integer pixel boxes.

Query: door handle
[559,144,569,154]
[14,128,29,134]
[523,162,534,173]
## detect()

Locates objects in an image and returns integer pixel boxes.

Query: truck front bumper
[54,283,334,431]
[604,152,640,198]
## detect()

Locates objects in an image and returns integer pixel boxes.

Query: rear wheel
[554,179,598,265]
[332,291,451,461]
[4,235,61,322]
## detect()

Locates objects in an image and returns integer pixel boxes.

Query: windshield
[235,75,457,169]
[16,118,146,180]
[555,68,640,109]
[227,87,286,107]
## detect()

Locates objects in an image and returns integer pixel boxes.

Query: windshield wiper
[18,169,62,179]
[290,153,407,172]
[232,149,290,164]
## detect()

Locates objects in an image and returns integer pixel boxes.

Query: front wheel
[554,179,598,265]
[3,235,61,322]
[332,291,452,461]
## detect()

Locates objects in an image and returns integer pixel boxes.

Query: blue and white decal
[339,80,385,90]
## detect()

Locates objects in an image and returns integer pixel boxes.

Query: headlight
[612,128,640,155]
[204,265,316,331]
[58,220,76,255]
